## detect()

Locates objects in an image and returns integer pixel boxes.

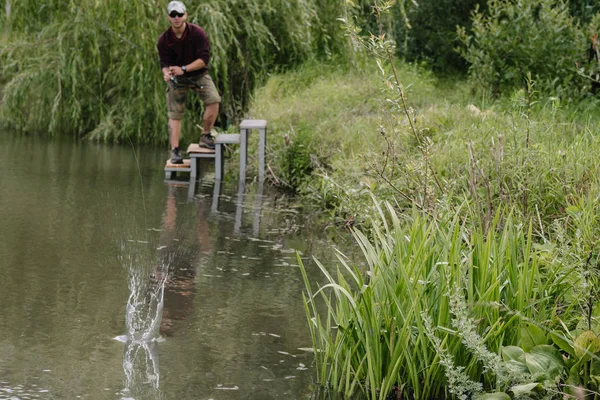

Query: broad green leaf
[592,358,600,376]
[525,345,565,381]
[510,383,540,396]
[502,346,525,362]
[574,330,600,360]
[520,323,547,352]
[568,359,584,386]
[476,392,511,400]
[564,364,582,399]
[550,331,575,357]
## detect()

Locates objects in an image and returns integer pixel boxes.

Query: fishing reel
[170,75,178,85]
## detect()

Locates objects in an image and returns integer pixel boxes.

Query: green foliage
[396,0,486,73]
[0,0,349,143]
[458,0,588,98]
[277,125,318,193]
[568,0,600,23]
[300,203,578,399]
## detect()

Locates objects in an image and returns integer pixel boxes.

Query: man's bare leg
[202,103,219,134]
[169,119,182,149]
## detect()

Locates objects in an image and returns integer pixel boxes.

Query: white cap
[167,1,186,14]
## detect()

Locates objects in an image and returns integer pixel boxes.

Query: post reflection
[210,179,265,236]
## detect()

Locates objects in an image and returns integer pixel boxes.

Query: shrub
[458,0,588,98]
[396,0,486,74]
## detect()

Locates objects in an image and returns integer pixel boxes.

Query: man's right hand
[162,68,172,83]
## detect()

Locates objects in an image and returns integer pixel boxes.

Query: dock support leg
[215,144,224,180]
[258,127,266,182]
[165,171,173,180]
[239,128,248,181]
[190,158,198,180]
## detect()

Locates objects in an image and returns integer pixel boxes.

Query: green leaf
[565,205,581,215]
[501,346,529,373]
[525,345,565,381]
[550,331,575,357]
[574,330,600,360]
[510,382,541,396]
[520,322,547,352]
[502,345,525,362]
[476,392,511,400]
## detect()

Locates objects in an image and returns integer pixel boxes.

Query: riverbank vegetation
[5,0,600,399]
[249,2,600,399]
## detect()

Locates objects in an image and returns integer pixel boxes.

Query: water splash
[115,251,170,399]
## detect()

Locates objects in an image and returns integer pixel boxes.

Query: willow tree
[0,0,348,143]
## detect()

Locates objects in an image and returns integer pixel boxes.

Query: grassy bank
[247,59,600,398]
[250,58,600,229]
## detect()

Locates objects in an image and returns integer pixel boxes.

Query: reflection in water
[0,136,347,399]
[211,180,264,236]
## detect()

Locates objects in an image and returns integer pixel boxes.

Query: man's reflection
[158,184,211,337]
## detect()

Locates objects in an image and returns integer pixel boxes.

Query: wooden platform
[187,144,215,154]
[165,159,191,168]
[163,119,268,184]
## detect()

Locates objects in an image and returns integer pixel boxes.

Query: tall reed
[300,201,579,399]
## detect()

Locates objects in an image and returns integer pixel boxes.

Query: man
[157,1,221,164]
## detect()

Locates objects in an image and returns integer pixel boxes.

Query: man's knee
[168,112,184,120]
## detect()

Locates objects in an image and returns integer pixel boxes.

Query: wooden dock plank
[165,159,191,169]
[187,144,215,154]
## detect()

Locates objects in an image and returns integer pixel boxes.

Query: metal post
[239,128,248,181]
[258,128,266,182]
[215,144,224,180]
[190,157,197,180]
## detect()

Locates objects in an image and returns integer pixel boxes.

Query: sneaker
[199,133,215,149]
[170,147,183,164]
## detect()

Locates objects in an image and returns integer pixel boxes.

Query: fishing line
[127,135,148,230]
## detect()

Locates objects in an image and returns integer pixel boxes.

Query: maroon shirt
[157,23,210,77]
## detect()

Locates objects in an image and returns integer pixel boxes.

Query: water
[0,135,345,399]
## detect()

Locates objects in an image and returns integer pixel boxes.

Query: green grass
[249,58,600,229]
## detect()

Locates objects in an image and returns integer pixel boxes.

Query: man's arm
[169,58,206,76]
[157,35,172,82]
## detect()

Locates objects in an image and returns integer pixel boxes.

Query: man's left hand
[169,66,184,76]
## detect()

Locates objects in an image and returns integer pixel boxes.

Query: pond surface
[0,135,346,399]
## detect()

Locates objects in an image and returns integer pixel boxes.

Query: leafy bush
[396,0,486,74]
[458,0,589,98]
[277,126,318,193]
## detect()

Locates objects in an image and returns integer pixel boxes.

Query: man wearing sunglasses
[157,1,221,164]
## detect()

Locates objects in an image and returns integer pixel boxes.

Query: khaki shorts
[166,73,221,120]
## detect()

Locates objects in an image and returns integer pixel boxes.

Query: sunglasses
[169,11,184,18]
